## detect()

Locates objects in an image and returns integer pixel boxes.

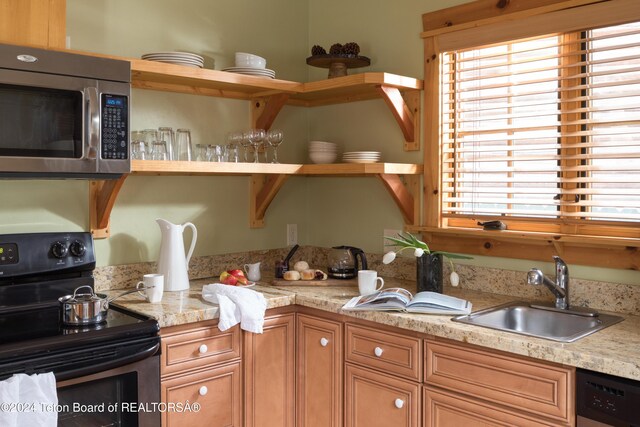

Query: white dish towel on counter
[202,284,267,333]
[0,372,58,427]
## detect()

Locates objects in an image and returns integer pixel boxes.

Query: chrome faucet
[527,256,569,310]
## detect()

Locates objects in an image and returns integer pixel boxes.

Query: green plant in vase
[383,232,472,290]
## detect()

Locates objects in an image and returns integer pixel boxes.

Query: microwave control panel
[101,94,129,160]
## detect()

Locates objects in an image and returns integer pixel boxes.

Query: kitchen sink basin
[453,302,624,343]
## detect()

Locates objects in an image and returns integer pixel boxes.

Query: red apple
[227,269,245,277]
[226,269,249,285]
[219,271,238,285]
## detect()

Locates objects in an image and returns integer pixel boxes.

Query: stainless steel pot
[59,285,145,326]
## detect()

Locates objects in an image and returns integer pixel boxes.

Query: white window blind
[441,21,640,234]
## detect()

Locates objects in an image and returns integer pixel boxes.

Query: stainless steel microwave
[0,43,130,178]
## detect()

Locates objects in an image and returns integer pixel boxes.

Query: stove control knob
[69,240,86,257]
[51,241,68,258]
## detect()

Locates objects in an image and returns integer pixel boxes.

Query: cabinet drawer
[345,323,421,381]
[345,363,420,427]
[162,361,242,427]
[425,339,575,425]
[424,386,561,427]
[161,322,241,377]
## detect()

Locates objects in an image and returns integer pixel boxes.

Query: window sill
[407,226,640,270]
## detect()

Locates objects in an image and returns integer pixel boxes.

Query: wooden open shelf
[129,58,422,148]
[85,53,424,237]
[90,161,422,237]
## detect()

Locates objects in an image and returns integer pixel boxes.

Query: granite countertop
[109,275,640,382]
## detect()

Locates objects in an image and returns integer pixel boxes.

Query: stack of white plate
[309,140,338,164]
[141,52,204,68]
[221,67,276,79]
[342,151,382,163]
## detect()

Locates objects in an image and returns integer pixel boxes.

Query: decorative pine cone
[342,42,360,56]
[329,43,343,55]
[311,45,327,56]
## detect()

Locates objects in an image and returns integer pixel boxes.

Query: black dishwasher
[577,368,640,426]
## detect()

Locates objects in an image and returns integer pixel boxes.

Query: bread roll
[283,270,301,281]
[300,269,316,280]
[293,261,309,272]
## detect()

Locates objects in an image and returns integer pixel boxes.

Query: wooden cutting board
[271,278,357,287]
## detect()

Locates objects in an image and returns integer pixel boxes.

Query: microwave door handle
[84,87,100,160]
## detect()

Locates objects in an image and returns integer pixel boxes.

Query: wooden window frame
[418,0,640,269]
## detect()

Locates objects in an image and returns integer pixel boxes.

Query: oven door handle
[55,340,160,382]
[84,86,100,161]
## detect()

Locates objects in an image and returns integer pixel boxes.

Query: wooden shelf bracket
[377,174,421,226]
[376,85,421,151]
[89,176,128,239]
[250,174,289,228]
[252,93,290,131]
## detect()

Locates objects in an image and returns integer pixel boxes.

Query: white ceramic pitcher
[156,219,198,292]
[243,262,261,282]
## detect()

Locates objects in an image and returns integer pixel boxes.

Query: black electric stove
[0,232,160,382]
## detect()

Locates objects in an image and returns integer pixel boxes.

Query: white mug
[136,274,164,303]
[244,262,261,282]
[358,270,384,295]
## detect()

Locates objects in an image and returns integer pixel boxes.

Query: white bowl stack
[308,140,338,164]
[222,52,276,79]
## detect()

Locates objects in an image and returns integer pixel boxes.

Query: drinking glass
[142,129,158,159]
[150,141,168,160]
[158,127,174,161]
[249,129,266,164]
[195,144,208,162]
[131,140,147,160]
[225,132,240,163]
[208,144,223,162]
[240,131,253,162]
[267,129,284,164]
[175,129,193,161]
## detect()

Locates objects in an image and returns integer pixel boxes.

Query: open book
[342,288,472,315]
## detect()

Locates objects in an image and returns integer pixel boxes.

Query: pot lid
[67,285,101,303]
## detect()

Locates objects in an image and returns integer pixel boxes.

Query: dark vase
[417,253,443,293]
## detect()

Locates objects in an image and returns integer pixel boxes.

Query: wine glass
[267,129,284,164]
[249,129,266,164]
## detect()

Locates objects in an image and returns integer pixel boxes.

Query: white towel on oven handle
[0,373,58,427]
[202,283,267,334]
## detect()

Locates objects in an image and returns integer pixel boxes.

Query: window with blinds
[440,21,640,237]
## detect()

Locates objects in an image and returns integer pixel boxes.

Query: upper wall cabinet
[0,0,66,48]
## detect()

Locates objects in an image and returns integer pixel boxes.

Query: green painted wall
[1,0,637,285]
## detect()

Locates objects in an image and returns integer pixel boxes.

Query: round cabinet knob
[374,347,384,357]
[320,338,329,347]
[394,398,404,409]
[199,344,208,354]
[51,241,68,258]
[69,240,86,257]
[199,386,208,396]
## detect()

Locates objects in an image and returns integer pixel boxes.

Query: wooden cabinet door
[0,0,66,48]
[345,363,420,427]
[162,361,242,427]
[297,314,343,427]
[423,386,558,427]
[244,313,296,427]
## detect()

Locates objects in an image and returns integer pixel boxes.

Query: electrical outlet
[287,224,298,246]
[383,228,403,252]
